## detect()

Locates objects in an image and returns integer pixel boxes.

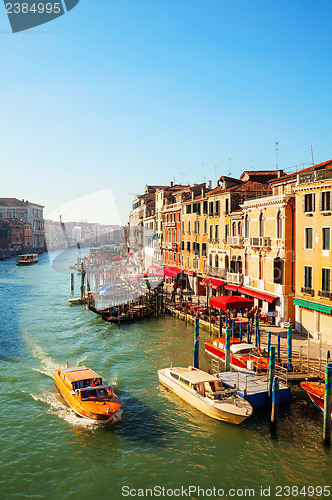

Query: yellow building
[292,160,332,343]
[180,186,208,293]
[241,186,295,326]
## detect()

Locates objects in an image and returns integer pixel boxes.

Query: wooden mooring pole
[71,273,74,292]
[225,327,231,372]
[323,353,332,446]
[270,376,279,433]
[193,316,199,369]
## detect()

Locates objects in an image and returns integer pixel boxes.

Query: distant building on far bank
[0,198,45,251]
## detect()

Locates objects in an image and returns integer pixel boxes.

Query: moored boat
[205,337,270,372]
[53,365,121,421]
[158,366,253,424]
[300,381,331,417]
[16,254,38,265]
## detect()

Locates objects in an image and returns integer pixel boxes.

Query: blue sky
[0,0,331,224]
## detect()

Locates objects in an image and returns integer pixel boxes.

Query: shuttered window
[320,191,331,212]
[303,193,315,212]
[304,266,313,288]
[322,268,331,292]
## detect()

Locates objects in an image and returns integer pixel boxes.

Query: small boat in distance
[300,381,331,418]
[158,366,253,424]
[53,365,121,421]
[16,254,38,266]
[205,337,270,372]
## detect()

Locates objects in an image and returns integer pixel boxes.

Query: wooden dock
[216,369,291,408]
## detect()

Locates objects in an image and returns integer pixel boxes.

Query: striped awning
[293,298,332,315]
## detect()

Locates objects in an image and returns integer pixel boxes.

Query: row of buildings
[44,220,124,250]
[0,198,124,255]
[0,198,45,254]
[127,159,332,343]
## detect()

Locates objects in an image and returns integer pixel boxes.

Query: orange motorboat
[53,365,121,421]
[205,336,271,372]
[300,381,330,416]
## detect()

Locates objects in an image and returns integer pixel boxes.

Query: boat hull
[301,381,332,418]
[158,368,252,424]
[205,340,269,372]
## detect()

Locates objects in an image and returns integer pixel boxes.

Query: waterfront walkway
[162,284,332,382]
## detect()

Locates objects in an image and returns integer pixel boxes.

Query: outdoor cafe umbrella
[209,295,254,311]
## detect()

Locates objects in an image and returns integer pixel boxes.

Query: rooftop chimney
[170,181,173,187]
[208,180,212,190]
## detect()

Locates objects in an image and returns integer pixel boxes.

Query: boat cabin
[169,367,235,399]
[57,365,102,391]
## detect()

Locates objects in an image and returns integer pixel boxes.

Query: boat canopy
[230,343,256,354]
[170,367,219,384]
[61,365,100,382]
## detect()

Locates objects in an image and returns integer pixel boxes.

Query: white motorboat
[158,366,253,424]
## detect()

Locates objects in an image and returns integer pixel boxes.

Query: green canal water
[0,251,331,499]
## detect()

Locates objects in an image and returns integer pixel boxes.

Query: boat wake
[22,389,104,429]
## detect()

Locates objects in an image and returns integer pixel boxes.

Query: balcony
[227,236,244,247]
[249,237,271,248]
[318,290,332,299]
[203,265,227,279]
[275,284,285,295]
[301,287,315,297]
[162,242,173,250]
[226,272,243,285]
[298,168,332,185]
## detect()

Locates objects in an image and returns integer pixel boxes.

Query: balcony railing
[298,168,332,185]
[318,290,332,299]
[227,236,244,247]
[249,237,271,248]
[203,265,227,279]
[301,287,315,296]
[226,272,243,285]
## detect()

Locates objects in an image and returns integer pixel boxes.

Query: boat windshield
[79,385,112,400]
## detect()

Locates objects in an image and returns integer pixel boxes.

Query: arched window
[237,256,242,274]
[238,222,242,236]
[225,255,229,270]
[182,221,184,233]
[259,254,264,279]
[232,221,237,236]
[178,229,181,242]
[173,230,176,243]
[259,213,264,237]
[245,215,249,238]
[276,210,282,239]
[204,219,207,234]
[209,254,213,267]
[231,255,236,272]
[197,220,200,234]
[188,221,191,234]
[215,254,219,268]
[244,253,248,276]
[274,257,283,284]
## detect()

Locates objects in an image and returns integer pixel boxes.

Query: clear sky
[1,0,331,224]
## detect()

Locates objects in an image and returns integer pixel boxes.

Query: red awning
[224,284,239,291]
[183,270,194,276]
[237,287,277,304]
[148,265,163,272]
[156,266,182,279]
[209,295,254,311]
[200,278,226,289]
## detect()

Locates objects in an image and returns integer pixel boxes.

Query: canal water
[0,251,331,500]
